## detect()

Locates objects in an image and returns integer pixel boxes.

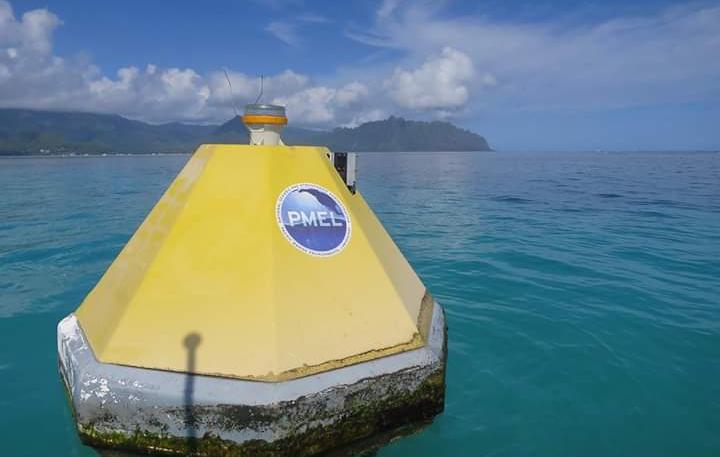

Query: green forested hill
[322,116,491,152]
[0,109,214,154]
[0,109,491,154]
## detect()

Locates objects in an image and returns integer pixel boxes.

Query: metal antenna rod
[222,68,239,117]
[254,74,264,104]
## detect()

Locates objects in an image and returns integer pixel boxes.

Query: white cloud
[0,2,214,122]
[0,2,95,112]
[385,47,475,111]
[274,87,336,123]
[87,66,210,122]
[3,0,717,131]
[335,82,369,106]
[0,1,375,126]
[207,69,310,109]
[0,1,59,54]
[272,82,369,124]
[265,12,330,46]
[377,0,402,21]
[265,21,300,46]
[352,0,720,112]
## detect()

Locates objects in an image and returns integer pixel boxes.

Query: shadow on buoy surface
[183,333,202,455]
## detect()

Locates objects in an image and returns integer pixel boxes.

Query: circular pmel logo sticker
[276,183,352,256]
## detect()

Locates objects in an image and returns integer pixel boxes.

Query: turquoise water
[1,151,719,456]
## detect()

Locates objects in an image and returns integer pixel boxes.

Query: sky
[1,0,719,151]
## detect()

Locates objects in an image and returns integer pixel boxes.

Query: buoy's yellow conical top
[75,144,431,381]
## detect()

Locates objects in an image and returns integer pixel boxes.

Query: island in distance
[0,108,492,155]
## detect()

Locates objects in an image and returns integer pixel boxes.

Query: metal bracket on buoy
[332,152,357,194]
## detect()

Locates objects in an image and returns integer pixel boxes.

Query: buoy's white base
[57,304,446,456]
[247,124,285,145]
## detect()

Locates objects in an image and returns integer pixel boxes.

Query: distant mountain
[0,109,214,154]
[0,109,492,154]
[322,116,491,152]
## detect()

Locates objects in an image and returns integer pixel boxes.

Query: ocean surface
[0,151,719,456]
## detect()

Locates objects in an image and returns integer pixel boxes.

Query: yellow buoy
[75,143,432,381]
[58,103,446,456]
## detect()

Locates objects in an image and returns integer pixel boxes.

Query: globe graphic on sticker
[276,183,351,256]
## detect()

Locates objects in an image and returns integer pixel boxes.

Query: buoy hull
[57,302,446,456]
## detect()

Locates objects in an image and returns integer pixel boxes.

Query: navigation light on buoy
[243,103,287,146]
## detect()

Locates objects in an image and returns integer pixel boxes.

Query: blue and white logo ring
[276,183,352,256]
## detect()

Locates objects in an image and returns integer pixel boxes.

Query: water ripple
[1,152,719,456]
